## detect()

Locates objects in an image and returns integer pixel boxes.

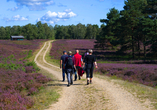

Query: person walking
[60,51,68,82]
[83,49,98,85]
[74,50,83,80]
[64,51,75,87]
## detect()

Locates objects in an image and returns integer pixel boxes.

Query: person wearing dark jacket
[60,51,68,82]
[83,49,98,85]
[64,51,76,87]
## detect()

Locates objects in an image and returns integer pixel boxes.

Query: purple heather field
[0,40,51,110]
[50,40,157,87]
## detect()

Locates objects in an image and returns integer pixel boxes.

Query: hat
[88,49,93,53]
[68,51,72,55]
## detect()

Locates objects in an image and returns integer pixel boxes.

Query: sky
[0,0,125,27]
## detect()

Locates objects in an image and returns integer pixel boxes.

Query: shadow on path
[47,83,84,87]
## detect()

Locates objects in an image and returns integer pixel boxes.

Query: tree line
[0,21,100,40]
[0,0,157,59]
[0,21,55,40]
[96,0,157,59]
[54,23,99,39]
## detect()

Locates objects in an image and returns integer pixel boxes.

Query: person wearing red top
[74,50,83,80]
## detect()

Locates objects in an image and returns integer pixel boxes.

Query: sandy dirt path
[34,41,153,110]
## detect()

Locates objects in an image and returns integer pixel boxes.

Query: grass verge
[28,69,60,110]
[28,40,60,109]
[45,41,60,67]
[115,79,157,109]
[28,41,45,62]
[95,74,157,109]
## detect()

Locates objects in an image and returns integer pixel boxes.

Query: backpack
[66,57,73,68]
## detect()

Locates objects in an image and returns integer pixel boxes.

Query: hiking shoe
[87,80,89,85]
[79,76,81,80]
[67,84,70,87]
[90,80,92,84]
[70,82,73,85]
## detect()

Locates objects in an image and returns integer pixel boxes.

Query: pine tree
[97,8,120,49]
[120,0,147,58]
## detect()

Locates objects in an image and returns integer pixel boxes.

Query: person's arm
[60,60,62,69]
[63,57,67,69]
[93,56,98,68]
[94,61,98,68]
[60,56,62,69]
[81,57,83,65]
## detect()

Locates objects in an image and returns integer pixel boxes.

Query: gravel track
[34,41,153,110]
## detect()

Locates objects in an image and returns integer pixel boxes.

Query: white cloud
[21,17,29,21]
[45,1,54,5]
[3,15,29,22]
[64,9,72,12]
[47,11,58,17]
[7,0,55,11]
[68,12,77,17]
[37,9,77,24]
[26,2,42,6]
[8,6,21,11]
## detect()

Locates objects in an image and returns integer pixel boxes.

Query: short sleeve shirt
[61,55,68,64]
[84,55,96,64]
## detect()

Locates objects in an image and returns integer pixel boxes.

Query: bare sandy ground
[34,41,153,110]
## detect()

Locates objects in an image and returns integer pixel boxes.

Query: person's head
[88,49,93,54]
[68,51,72,56]
[75,50,79,54]
[63,51,67,55]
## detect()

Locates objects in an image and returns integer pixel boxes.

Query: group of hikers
[60,49,98,87]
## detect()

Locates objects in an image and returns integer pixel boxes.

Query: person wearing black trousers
[83,49,98,85]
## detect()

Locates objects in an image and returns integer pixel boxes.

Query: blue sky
[0,0,125,27]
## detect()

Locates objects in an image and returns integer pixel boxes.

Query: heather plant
[50,39,95,60]
[95,63,157,87]
[0,40,52,109]
[50,39,149,62]
[24,50,33,59]
[0,91,34,110]
[0,67,51,109]
[50,40,157,87]
[25,61,40,72]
